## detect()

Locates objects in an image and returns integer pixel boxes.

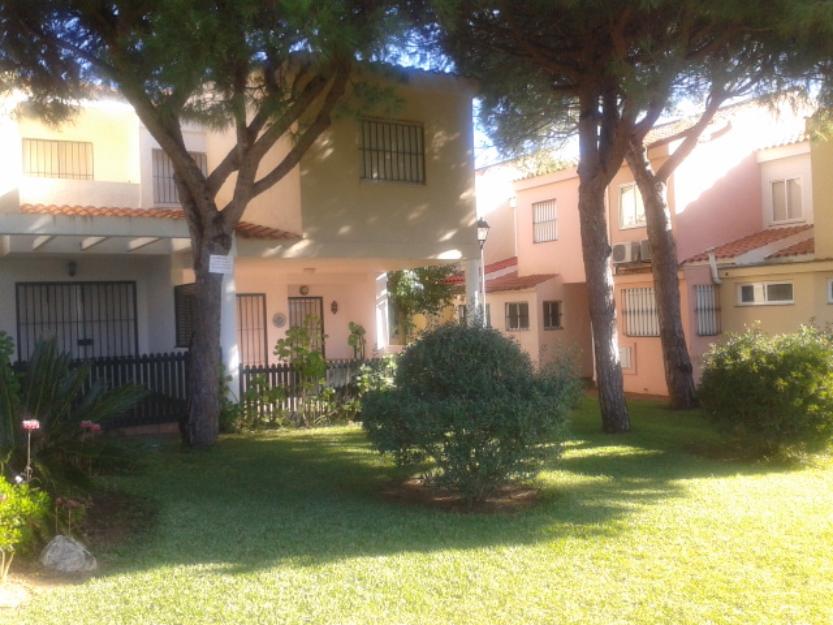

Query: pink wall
[513,169,586,283]
[673,154,763,262]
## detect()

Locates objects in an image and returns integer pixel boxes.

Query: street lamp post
[476,218,490,326]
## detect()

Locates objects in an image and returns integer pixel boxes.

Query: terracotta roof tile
[766,237,814,259]
[487,272,555,293]
[685,225,812,263]
[19,204,300,241]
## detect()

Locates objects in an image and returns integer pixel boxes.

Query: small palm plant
[0,335,145,488]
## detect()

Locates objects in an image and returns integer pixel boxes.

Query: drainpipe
[707,252,722,284]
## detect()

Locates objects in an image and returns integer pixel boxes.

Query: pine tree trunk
[184,222,232,447]
[577,178,631,433]
[626,150,697,409]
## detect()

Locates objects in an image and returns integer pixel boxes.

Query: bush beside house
[362,324,580,502]
[699,325,833,458]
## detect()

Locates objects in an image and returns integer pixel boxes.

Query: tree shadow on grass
[80,405,788,579]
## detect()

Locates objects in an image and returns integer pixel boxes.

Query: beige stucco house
[0,68,480,393]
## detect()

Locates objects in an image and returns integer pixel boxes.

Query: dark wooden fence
[90,352,189,428]
[14,351,189,429]
[15,352,381,429]
[239,358,381,423]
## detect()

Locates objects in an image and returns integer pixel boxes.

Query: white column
[220,237,239,399]
[374,272,389,354]
[464,257,482,325]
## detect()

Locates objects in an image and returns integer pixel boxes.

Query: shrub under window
[361,324,580,502]
[699,325,833,458]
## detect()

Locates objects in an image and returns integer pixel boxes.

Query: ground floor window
[174,283,197,348]
[505,302,529,331]
[237,293,268,366]
[694,284,721,336]
[827,278,833,304]
[737,282,794,306]
[622,287,660,337]
[15,281,139,361]
[543,300,563,330]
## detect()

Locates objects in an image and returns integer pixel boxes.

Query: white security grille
[694,284,721,336]
[622,287,660,337]
[533,199,557,242]
[153,149,208,204]
[619,345,634,370]
[22,138,93,180]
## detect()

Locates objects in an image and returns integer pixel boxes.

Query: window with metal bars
[505,302,529,331]
[694,284,721,336]
[622,287,660,337]
[619,344,634,370]
[153,149,208,204]
[22,138,93,180]
[174,283,197,348]
[15,282,138,361]
[359,118,425,183]
[533,199,557,242]
[237,293,268,366]
[543,300,563,330]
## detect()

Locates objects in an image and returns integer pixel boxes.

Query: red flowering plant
[0,335,144,490]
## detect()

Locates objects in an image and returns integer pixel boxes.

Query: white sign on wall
[208,254,234,275]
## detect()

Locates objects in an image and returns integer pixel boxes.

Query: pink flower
[21,419,40,431]
[80,420,94,430]
[90,423,102,433]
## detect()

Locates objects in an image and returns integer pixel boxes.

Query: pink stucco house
[476,97,827,396]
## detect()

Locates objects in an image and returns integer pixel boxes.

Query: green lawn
[8,398,833,625]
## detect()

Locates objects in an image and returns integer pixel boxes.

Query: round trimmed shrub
[699,325,833,457]
[361,324,579,502]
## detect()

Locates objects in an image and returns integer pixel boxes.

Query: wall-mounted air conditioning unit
[639,239,652,262]
[612,241,639,264]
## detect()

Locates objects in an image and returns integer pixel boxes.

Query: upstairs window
[622,287,660,337]
[505,302,529,331]
[619,183,646,229]
[771,178,802,222]
[360,118,425,184]
[533,199,558,242]
[543,300,563,330]
[738,282,794,306]
[22,138,93,180]
[153,149,208,204]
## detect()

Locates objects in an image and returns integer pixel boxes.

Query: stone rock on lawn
[39,535,98,574]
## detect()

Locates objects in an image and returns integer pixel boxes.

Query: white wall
[758,148,813,227]
[0,255,177,359]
